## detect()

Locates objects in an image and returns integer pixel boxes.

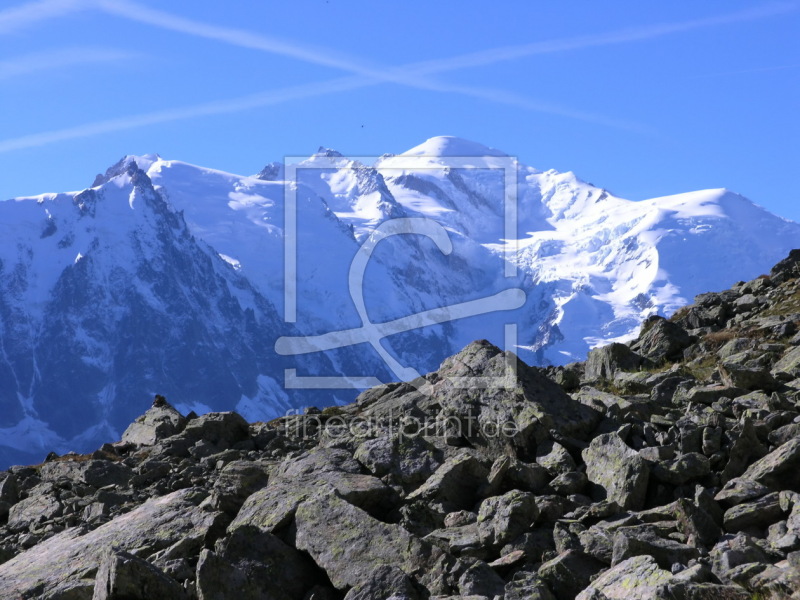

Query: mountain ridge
[0,136,798,466]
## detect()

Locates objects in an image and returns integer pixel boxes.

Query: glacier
[0,135,798,467]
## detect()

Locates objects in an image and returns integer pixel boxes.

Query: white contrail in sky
[0,67,651,154]
[401,2,798,74]
[0,0,795,151]
[0,77,368,153]
[0,0,89,34]
[0,47,137,81]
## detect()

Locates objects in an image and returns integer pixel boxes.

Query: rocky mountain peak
[314,146,345,158]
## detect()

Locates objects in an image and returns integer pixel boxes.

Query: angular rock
[7,489,63,530]
[576,555,673,600]
[196,527,319,600]
[505,571,556,600]
[0,488,222,599]
[770,249,800,282]
[477,489,538,547]
[456,558,506,597]
[667,582,750,599]
[483,455,549,496]
[406,451,489,510]
[538,550,605,600]
[710,533,769,582]
[549,471,587,496]
[354,434,442,487]
[773,346,800,379]
[733,293,759,313]
[719,362,779,392]
[230,450,394,535]
[723,492,783,533]
[293,490,447,592]
[121,396,188,446]
[611,527,700,569]
[652,452,711,486]
[180,411,250,449]
[343,565,420,600]
[721,419,768,483]
[0,474,19,505]
[631,316,693,363]
[207,460,269,514]
[227,478,311,535]
[40,458,132,488]
[673,497,722,548]
[360,341,602,461]
[93,548,187,600]
[739,436,800,491]
[583,432,649,510]
[768,422,800,447]
[535,440,576,475]
[585,343,644,380]
[424,523,483,557]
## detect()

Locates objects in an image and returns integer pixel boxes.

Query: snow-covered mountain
[0,136,797,466]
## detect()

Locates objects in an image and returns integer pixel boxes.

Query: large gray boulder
[585,343,644,380]
[406,451,489,510]
[477,489,538,547]
[538,550,605,600]
[611,527,700,569]
[354,434,442,487]
[343,565,421,600]
[207,460,270,514]
[582,432,650,510]
[121,396,188,446]
[722,492,783,533]
[358,341,602,461]
[180,411,250,449]
[92,548,188,600]
[630,316,693,363]
[772,345,800,379]
[719,362,779,392]
[40,458,132,488]
[651,452,711,486]
[7,485,64,531]
[740,437,800,491]
[229,447,395,535]
[293,489,449,593]
[0,488,222,599]
[196,527,320,600]
[576,555,673,600]
[535,440,576,475]
[770,249,800,283]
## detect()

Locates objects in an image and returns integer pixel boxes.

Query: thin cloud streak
[85,0,794,135]
[0,76,368,153]
[1,1,792,151]
[0,47,138,80]
[93,0,798,94]
[0,0,89,34]
[0,61,653,155]
[93,0,436,90]
[402,2,800,74]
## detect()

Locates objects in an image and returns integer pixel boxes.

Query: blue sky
[1,0,799,221]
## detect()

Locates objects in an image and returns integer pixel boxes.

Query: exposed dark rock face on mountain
[3,252,800,598]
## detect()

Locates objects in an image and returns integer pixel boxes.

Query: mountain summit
[0,137,798,465]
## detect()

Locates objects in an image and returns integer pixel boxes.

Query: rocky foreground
[3,253,800,599]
